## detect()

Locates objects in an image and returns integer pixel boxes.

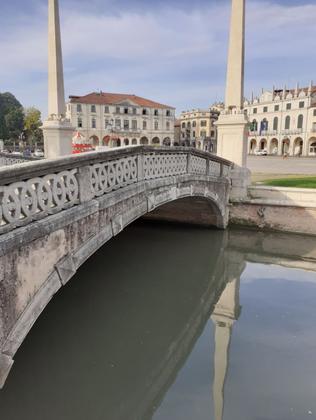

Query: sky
[1,0,316,117]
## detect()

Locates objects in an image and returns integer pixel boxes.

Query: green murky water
[1,223,316,420]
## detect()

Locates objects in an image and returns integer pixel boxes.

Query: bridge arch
[0,147,232,388]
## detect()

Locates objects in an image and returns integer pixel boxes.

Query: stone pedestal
[216,111,250,199]
[216,111,248,167]
[230,165,251,200]
[42,118,73,159]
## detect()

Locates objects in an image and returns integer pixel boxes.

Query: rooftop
[69,92,175,110]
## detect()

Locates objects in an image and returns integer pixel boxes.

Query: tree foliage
[24,107,43,144]
[0,92,24,141]
[0,93,44,145]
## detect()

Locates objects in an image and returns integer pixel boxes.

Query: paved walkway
[247,156,316,175]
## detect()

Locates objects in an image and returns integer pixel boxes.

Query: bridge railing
[0,152,39,166]
[0,146,232,235]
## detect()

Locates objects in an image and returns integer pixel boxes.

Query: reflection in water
[212,276,241,420]
[1,224,316,419]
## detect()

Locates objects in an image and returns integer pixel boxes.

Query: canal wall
[230,186,316,236]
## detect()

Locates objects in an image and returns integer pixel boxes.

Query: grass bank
[262,176,316,189]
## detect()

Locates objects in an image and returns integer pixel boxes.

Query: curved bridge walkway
[0,146,232,388]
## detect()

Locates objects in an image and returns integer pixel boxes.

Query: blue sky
[1,0,315,117]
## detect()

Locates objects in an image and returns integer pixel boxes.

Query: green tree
[5,107,24,140]
[0,92,24,141]
[24,107,43,145]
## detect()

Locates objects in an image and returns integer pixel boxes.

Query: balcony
[281,129,303,136]
[109,127,142,135]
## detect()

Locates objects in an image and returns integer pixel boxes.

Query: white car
[34,149,44,158]
[254,149,267,156]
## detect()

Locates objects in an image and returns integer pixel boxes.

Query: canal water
[1,223,316,420]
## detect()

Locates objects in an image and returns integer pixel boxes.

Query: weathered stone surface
[0,353,13,389]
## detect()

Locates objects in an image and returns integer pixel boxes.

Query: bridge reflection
[0,225,315,420]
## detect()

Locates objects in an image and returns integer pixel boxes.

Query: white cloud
[1,1,316,116]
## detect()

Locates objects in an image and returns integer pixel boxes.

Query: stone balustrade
[0,146,232,236]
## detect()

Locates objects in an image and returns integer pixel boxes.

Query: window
[286,103,291,110]
[192,121,197,127]
[132,120,137,130]
[251,119,258,132]
[77,104,82,113]
[166,121,170,130]
[154,109,159,116]
[263,106,268,113]
[310,142,316,154]
[91,105,96,113]
[78,117,83,128]
[143,120,147,130]
[166,110,171,117]
[253,108,257,114]
[115,119,121,128]
[261,118,268,131]
[201,120,207,127]
[274,105,280,112]
[285,115,291,130]
[273,117,278,131]
[124,120,129,130]
[211,130,215,137]
[91,118,96,129]
[142,109,147,115]
[154,121,159,130]
[314,110,316,117]
[104,106,109,113]
[133,108,137,115]
[297,114,304,129]
[105,119,109,128]
[200,130,206,138]
[192,131,196,138]
[299,101,305,109]
[116,107,121,114]
[182,122,186,128]
[124,107,129,114]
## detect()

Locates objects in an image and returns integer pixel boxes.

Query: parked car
[34,149,44,158]
[254,149,267,156]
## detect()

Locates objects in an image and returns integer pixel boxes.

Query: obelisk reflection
[211,277,241,420]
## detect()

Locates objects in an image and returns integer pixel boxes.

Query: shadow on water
[1,222,316,419]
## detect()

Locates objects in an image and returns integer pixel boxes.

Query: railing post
[187,152,192,174]
[220,163,224,177]
[137,152,144,181]
[76,165,94,203]
[206,158,210,176]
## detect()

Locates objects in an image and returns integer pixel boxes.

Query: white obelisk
[216,0,250,198]
[42,0,74,159]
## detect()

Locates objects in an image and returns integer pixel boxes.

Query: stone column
[42,0,74,159]
[215,0,250,199]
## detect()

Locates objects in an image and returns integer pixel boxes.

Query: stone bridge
[0,146,232,387]
[0,153,39,167]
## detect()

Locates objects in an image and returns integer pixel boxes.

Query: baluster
[187,153,192,174]
[76,165,94,203]
[137,153,144,181]
[206,158,210,176]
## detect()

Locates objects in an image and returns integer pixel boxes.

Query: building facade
[67,92,175,148]
[179,105,222,153]
[245,84,316,156]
